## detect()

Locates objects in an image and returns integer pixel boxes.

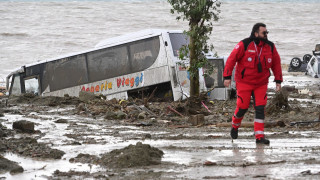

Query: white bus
[7,29,227,101]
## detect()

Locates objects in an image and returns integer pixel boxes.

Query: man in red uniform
[223,23,283,144]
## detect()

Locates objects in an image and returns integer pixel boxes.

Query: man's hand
[276,83,281,92]
[224,80,231,87]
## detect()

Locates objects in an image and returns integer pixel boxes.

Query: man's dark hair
[250,23,266,37]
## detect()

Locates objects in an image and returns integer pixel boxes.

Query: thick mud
[0,74,319,179]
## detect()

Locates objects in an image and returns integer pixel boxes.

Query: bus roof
[19,29,183,69]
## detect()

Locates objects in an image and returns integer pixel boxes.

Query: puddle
[2,153,102,180]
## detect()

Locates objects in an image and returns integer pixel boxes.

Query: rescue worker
[223,23,283,144]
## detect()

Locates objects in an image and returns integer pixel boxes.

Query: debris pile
[8,93,82,107]
[99,142,164,168]
[266,89,290,114]
[0,137,65,159]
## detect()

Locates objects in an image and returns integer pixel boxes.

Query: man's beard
[253,37,268,44]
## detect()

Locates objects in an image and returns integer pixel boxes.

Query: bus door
[166,33,191,100]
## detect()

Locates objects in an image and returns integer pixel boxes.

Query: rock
[136,122,153,127]
[289,111,296,115]
[54,119,68,123]
[144,134,152,139]
[77,103,86,112]
[0,129,7,138]
[69,153,99,164]
[127,109,140,119]
[104,111,117,120]
[188,114,205,126]
[12,120,35,133]
[138,111,147,119]
[71,141,82,145]
[204,115,217,123]
[115,111,126,120]
[282,85,296,92]
[0,155,24,174]
[203,161,217,166]
[0,139,7,152]
[109,98,118,104]
[79,91,96,102]
[100,142,164,168]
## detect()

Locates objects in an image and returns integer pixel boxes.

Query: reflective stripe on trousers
[232,115,243,129]
[254,118,264,139]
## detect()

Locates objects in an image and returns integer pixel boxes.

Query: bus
[6,29,228,101]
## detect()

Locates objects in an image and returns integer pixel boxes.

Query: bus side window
[11,74,22,95]
[25,77,39,95]
[129,36,160,72]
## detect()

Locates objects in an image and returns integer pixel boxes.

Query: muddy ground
[0,74,320,179]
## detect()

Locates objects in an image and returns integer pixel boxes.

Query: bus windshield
[169,33,189,57]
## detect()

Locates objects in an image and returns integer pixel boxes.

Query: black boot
[230,127,238,139]
[256,137,270,144]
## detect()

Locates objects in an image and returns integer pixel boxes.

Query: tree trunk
[189,30,199,97]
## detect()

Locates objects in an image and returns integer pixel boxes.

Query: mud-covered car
[289,43,320,78]
[305,44,320,78]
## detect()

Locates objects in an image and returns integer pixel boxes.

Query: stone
[12,120,35,133]
[0,129,7,138]
[138,111,147,119]
[0,155,24,174]
[115,111,126,120]
[144,134,152,139]
[282,85,296,92]
[105,111,117,120]
[188,114,205,126]
[54,119,68,123]
[289,111,296,115]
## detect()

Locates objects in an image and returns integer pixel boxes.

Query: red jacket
[223,38,283,85]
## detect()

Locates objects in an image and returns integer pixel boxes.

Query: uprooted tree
[168,0,221,97]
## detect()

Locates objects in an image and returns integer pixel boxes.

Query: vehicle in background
[305,44,320,78]
[6,29,233,101]
[288,43,320,78]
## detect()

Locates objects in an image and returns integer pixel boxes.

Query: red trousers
[232,82,268,139]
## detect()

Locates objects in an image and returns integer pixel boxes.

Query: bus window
[25,77,39,95]
[87,45,129,82]
[11,74,22,95]
[45,54,88,92]
[129,36,160,72]
[169,33,189,57]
